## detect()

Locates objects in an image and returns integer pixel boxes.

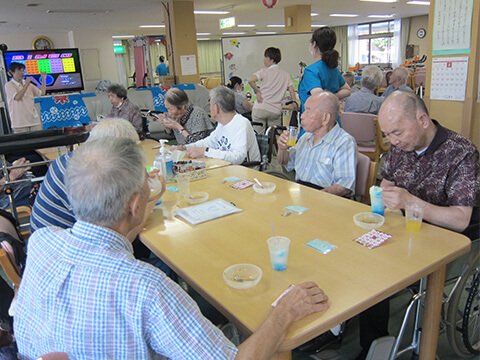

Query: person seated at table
[156,87,214,145]
[15,137,330,360]
[226,76,253,117]
[277,91,357,196]
[381,67,412,98]
[342,72,359,93]
[344,65,384,115]
[355,90,479,360]
[0,158,33,210]
[107,84,143,134]
[173,86,261,166]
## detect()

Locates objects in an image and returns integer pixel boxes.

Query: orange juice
[286,138,297,147]
[406,219,422,232]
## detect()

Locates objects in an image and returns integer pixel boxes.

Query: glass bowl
[353,212,385,230]
[223,264,262,290]
[253,182,276,194]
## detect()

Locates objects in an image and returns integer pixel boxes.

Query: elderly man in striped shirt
[278,91,357,197]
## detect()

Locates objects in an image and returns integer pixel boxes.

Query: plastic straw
[271,221,276,237]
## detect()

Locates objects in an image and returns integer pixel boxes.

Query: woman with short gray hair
[157,88,213,145]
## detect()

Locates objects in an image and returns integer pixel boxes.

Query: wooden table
[140,166,471,360]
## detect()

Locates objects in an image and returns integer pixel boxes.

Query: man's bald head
[391,67,409,88]
[379,90,429,122]
[308,91,340,124]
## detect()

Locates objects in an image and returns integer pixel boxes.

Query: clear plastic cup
[369,186,385,216]
[286,126,299,147]
[175,172,191,197]
[405,202,425,232]
[267,236,290,271]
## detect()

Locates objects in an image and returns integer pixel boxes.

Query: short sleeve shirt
[381,120,479,208]
[5,79,42,129]
[253,65,293,115]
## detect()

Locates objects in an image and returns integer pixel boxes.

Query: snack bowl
[253,182,276,194]
[223,264,262,290]
[353,212,385,230]
[185,191,209,204]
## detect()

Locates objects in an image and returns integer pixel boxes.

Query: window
[349,21,397,66]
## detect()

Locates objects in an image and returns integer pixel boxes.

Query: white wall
[0,30,118,92]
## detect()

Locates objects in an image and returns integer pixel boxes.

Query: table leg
[270,350,292,360]
[419,265,446,360]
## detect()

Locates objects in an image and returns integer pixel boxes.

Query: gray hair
[210,86,236,113]
[107,84,128,99]
[88,118,139,142]
[394,67,409,85]
[65,138,146,228]
[164,87,190,109]
[361,65,383,90]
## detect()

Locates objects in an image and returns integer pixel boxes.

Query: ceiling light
[197,38,211,41]
[238,24,255,27]
[222,32,246,35]
[139,25,165,28]
[368,14,394,18]
[360,0,398,2]
[256,31,276,34]
[194,10,230,15]
[112,35,135,38]
[312,24,327,27]
[267,24,285,27]
[407,0,430,4]
[311,13,318,16]
[196,32,211,35]
[329,14,359,17]
[47,9,111,14]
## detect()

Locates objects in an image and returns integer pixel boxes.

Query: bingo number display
[3,48,85,94]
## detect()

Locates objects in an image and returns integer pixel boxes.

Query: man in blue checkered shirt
[14,137,329,360]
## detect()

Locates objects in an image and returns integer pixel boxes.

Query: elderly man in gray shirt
[344,65,384,115]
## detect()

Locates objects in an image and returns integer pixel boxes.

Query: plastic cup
[175,173,191,197]
[369,186,385,216]
[405,202,426,232]
[286,126,299,147]
[267,236,290,271]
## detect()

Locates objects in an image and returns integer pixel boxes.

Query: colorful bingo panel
[3,48,84,94]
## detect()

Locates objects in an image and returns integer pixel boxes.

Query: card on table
[284,205,309,214]
[224,176,242,182]
[354,229,392,249]
[306,239,338,254]
[231,179,255,190]
[166,186,179,192]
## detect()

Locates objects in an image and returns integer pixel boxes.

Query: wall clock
[417,28,426,39]
[32,36,53,50]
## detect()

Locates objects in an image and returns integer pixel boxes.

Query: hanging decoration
[262,0,277,9]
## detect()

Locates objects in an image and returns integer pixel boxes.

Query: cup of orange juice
[405,202,426,232]
[286,126,299,147]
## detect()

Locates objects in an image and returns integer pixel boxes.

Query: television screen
[3,48,84,94]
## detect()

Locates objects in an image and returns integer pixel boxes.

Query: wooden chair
[340,112,391,164]
[0,246,21,290]
[7,206,31,239]
[355,153,377,204]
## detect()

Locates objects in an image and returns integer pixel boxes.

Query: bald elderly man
[381,67,412,98]
[277,91,357,196]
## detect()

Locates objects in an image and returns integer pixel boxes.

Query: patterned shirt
[15,222,237,360]
[381,120,479,208]
[344,87,384,115]
[172,105,213,145]
[287,124,357,193]
[30,153,75,233]
[107,97,143,133]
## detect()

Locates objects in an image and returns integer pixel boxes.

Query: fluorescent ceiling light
[360,0,398,2]
[368,14,394,18]
[256,31,276,34]
[222,32,246,35]
[311,12,318,16]
[407,0,430,4]
[312,24,327,27]
[196,32,211,35]
[197,38,211,40]
[330,13,359,17]
[267,24,285,27]
[112,35,135,38]
[194,10,230,15]
[47,9,111,14]
[238,24,255,27]
[139,25,165,28]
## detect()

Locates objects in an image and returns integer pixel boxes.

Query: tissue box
[172,161,206,181]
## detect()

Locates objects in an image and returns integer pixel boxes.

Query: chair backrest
[340,112,377,143]
[0,247,21,289]
[355,153,376,203]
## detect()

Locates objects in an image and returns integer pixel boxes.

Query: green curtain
[197,40,222,75]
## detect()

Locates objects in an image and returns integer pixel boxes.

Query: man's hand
[24,77,32,86]
[169,145,187,151]
[147,170,166,204]
[10,158,31,181]
[186,147,207,159]
[277,130,289,150]
[381,186,414,210]
[276,281,329,322]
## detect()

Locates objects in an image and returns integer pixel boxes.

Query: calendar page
[430,57,469,101]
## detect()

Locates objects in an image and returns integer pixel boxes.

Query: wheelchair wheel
[446,250,480,357]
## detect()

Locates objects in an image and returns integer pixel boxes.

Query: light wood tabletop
[140,165,471,360]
